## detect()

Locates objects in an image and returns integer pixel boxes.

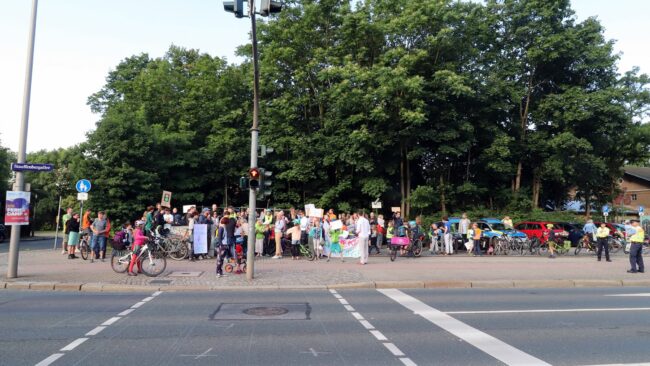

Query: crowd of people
[57,204,645,276]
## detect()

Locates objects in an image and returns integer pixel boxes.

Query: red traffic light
[249,168,260,179]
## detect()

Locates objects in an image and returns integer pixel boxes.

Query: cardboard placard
[161,190,172,208]
[193,224,208,254]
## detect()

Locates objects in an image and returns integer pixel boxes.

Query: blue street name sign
[11,163,54,172]
[76,179,92,193]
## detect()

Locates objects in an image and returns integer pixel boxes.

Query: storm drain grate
[211,303,311,320]
[168,271,203,277]
[149,280,172,285]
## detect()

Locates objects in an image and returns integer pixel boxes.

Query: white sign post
[371,201,382,209]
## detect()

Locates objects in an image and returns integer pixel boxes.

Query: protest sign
[330,220,343,230]
[193,224,208,254]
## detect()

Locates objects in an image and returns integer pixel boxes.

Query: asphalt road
[1,287,649,366]
[0,237,58,254]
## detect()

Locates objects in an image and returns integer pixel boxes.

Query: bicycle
[110,241,167,277]
[538,233,569,256]
[575,235,597,255]
[79,233,91,260]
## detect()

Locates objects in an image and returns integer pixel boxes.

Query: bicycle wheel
[141,251,167,277]
[302,245,315,261]
[537,242,549,256]
[224,263,234,273]
[110,250,130,273]
[168,240,188,261]
[390,247,397,262]
[80,241,89,260]
[608,238,621,254]
[413,240,423,257]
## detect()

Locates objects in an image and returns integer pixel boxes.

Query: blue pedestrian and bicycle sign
[76,179,92,193]
[11,163,54,172]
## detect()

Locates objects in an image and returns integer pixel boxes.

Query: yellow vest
[630,227,645,243]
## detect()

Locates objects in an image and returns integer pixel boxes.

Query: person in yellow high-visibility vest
[627,220,645,273]
[596,223,611,262]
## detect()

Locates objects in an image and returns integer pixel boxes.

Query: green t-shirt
[255,222,265,239]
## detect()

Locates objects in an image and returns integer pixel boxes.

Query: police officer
[627,219,645,273]
[596,222,611,262]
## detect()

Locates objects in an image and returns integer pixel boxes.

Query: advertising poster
[193,224,208,254]
[4,191,31,225]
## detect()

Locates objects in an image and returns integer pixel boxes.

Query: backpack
[112,230,127,250]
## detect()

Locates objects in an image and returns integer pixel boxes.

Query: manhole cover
[168,271,203,277]
[211,303,310,320]
[149,280,172,285]
[243,306,289,316]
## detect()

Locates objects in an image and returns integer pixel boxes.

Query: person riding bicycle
[583,219,597,244]
[546,223,557,259]
[128,220,147,276]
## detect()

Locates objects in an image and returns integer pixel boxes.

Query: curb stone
[81,283,104,292]
[0,282,6,289]
[471,280,514,288]
[513,280,574,288]
[101,284,158,292]
[424,280,471,288]
[6,282,32,290]
[54,283,82,291]
[573,280,623,287]
[327,282,375,289]
[376,281,424,289]
[30,282,56,291]
[622,279,650,287]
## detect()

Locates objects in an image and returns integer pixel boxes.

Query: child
[234,244,244,274]
[255,217,265,257]
[327,228,344,262]
[310,220,323,261]
[429,223,440,254]
[369,224,380,255]
[288,221,302,260]
[471,223,482,256]
[128,220,146,276]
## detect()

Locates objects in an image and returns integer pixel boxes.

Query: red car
[514,221,568,242]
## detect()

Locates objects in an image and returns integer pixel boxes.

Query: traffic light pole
[246,0,260,281]
[7,0,38,279]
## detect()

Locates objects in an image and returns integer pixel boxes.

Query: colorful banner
[4,191,31,225]
[193,224,208,254]
[322,237,360,258]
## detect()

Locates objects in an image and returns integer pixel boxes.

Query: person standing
[91,211,109,262]
[471,223,482,256]
[172,207,183,225]
[273,211,286,259]
[596,222,612,262]
[311,219,324,260]
[502,216,513,230]
[459,213,471,248]
[393,212,404,234]
[163,208,173,231]
[215,218,230,278]
[255,217,265,257]
[442,216,453,255]
[429,223,440,254]
[65,213,80,259]
[144,206,154,234]
[583,219,597,245]
[627,220,645,273]
[376,215,385,250]
[61,207,73,255]
[357,211,370,265]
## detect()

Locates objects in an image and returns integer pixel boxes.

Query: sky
[1,0,649,154]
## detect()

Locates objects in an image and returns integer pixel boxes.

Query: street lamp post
[7,0,39,279]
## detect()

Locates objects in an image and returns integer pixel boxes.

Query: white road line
[35,353,64,366]
[131,301,146,309]
[606,293,650,297]
[141,296,154,302]
[383,342,405,356]
[118,308,136,316]
[101,317,121,326]
[370,330,388,341]
[343,305,355,312]
[338,298,349,305]
[60,337,88,351]
[329,289,338,294]
[580,363,650,366]
[351,312,364,320]
[400,357,417,366]
[359,320,374,330]
[379,289,551,366]
[152,291,163,297]
[447,307,650,315]
[333,294,343,299]
[85,326,106,336]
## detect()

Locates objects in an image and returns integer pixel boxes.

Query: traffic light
[259,145,274,158]
[259,0,282,16]
[223,0,245,18]
[258,168,273,198]
[249,167,261,189]
[239,176,249,189]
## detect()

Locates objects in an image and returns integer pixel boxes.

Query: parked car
[553,222,583,247]
[514,221,568,242]
[476,218,527,246]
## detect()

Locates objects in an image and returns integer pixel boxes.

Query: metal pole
[7,0,38,279]
[53,195,61,250]
[246,0,260,281]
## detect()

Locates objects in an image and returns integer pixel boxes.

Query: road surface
[1,287,649,366]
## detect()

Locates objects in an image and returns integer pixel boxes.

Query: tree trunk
[224,178,228,207]
[440,174,446,214]
[400,141,406,215]
[515,161,523,193]
[405,146,411,218]
[515,75,534,193]
[531,170,541,209]
[585,190,592,218]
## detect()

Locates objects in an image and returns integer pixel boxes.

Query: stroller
[225,243,247,274]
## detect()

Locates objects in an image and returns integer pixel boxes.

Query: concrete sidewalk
[1,247,648,292]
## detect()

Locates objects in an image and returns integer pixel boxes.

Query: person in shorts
[61,207,73,255]
[327,228,344,262]
[65,213,80,259]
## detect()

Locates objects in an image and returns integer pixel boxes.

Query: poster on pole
[193,224,208,254]
[4,191,31,225]
[161,190,172,208]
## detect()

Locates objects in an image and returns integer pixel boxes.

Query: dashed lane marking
[378,289,550,366]
[329,289,417,366]
[60,337,88,351]
[101,317,121,326]
[118,308,136,316]
[34,353,64,366]
[85,326,106,336]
